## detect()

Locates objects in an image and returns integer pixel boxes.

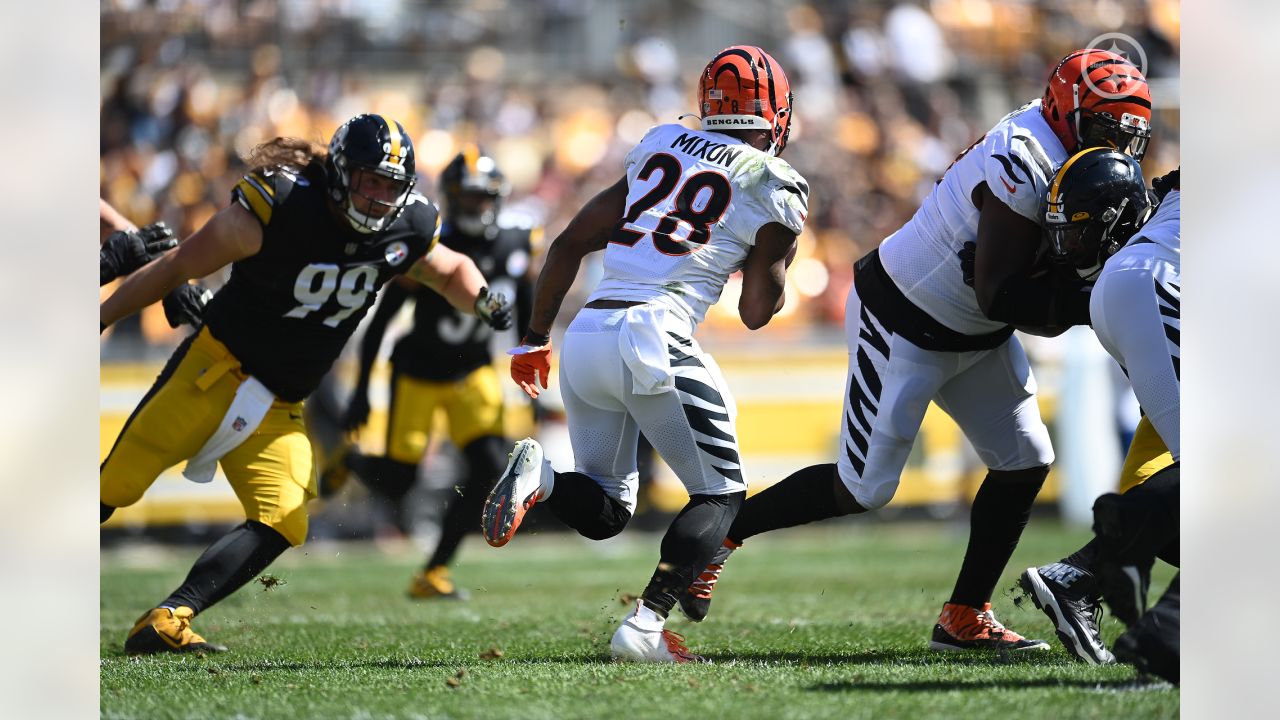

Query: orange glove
[508,339,553,399]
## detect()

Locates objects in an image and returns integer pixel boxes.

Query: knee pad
[577,498,631,541]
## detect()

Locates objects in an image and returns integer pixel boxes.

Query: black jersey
[202,166,440,401]
[387,221,533,381]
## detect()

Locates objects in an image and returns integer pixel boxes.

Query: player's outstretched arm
[738,222,798,330]
[524,176,628,339]
[100,203,262,330]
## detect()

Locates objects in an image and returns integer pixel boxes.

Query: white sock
[630,601,665,632]
[539,460,555,500]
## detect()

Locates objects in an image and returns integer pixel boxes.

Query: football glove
[341,386,372,432]
[509,337,552,399]
[162,282,212,328]
[1151,167,1180,204]
[100,221,178,285]
[474,286,514,331]
[957,240,977,288]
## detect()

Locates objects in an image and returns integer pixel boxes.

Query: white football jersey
[587,123,809,326]
[877,100,1068,335]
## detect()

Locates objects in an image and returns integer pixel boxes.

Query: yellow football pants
[1118,415,1175,493]
[385,365,505,464]
[100,327,315,546]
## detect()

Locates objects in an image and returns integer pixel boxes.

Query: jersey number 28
[612,154,731,256]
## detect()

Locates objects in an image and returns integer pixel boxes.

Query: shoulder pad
[231,166,299,226]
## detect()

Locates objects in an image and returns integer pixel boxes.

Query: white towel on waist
[618,304,674,395]
[183,376,275,483]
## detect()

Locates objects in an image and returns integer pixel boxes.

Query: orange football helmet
[1042,48,1152,161]
[698,46,794,156]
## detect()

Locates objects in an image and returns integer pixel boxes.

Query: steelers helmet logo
[385,241,409,266]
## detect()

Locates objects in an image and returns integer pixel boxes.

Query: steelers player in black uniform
[99,114,513,654]
[323,147,535,600]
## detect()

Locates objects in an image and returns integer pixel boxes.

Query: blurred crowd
[100,0,1180,353]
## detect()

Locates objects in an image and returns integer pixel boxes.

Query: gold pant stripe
[1119,415,1174,492]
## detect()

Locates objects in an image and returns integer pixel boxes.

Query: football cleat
[124,606,227,655]
[610,601,707,664]
[1094,560,1151,627]
[930,602,1050,652]
[1018,563,1114,664]
[317,442,354,499]
[407,566,469,601]
[481,438,551,547]
[678,538,740,622]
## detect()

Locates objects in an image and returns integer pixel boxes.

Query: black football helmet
[440,145,509,237]
[326,114,417,234]
[1043,147,1150,279]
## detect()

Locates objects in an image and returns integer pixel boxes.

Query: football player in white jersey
[680,48,1155,653]
[479,46,808,663]
[1018,156,1179,679]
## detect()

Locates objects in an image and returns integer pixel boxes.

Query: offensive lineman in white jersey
[480,46,808,663]
[681,48,1155,653]
[1018,156,1179,678]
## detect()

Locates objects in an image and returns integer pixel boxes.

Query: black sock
[545,471,631,540]
[1094,463,1179,568]
[426,436,505,569]
[949,466,1047,607]
[348,453,417,502]
[1064,537,1102,573]
[641,491,745,617]
[101,503,115,523]
[162,521,291,614]
[727,463,860,544]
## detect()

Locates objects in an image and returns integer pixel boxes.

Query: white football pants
[837,286,1055,510]
[559,306,748,514]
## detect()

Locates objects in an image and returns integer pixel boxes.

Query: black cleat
[1018,563,1114,664]
[678,539,739,622]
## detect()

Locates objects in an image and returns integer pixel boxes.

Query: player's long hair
[244,137,328,183]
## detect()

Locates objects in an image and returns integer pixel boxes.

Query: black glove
[474,286,514,331]
[957,241,977,288]
[162,282,212,328]
[342,386,372,432]
[100,221,178,285]
[1151,168,1180,204]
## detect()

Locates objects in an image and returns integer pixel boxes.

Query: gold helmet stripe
[462,143,480,175]
[1048,146,1108,207]
[379,114,402,164]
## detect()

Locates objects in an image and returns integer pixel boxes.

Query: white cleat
[610,601,707,664]
[481,438,551,547]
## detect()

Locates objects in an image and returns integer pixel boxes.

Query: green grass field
[101,521,1178,719]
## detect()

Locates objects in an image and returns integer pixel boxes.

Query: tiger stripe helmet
[1041,48,1153,161]
[698,46,795,156]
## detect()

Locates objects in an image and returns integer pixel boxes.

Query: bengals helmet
[439,145,510,237]
[1041,49,1152,161]
[326,114,417,234]
[698,46,794,156]
[1043,147,1150,279]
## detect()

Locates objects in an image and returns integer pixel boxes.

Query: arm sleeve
[355,282,410,390]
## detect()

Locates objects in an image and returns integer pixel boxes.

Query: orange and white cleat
[610,600,707,663]
[678,538,740,622]
[929,602,1049,652]
[481,438,553,547]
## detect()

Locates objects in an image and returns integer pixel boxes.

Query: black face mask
[1080,113,1150,161]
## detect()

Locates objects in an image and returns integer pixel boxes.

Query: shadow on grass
[102,653,613,671]
[704,648,1067,667]
[809,676,1172,693]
